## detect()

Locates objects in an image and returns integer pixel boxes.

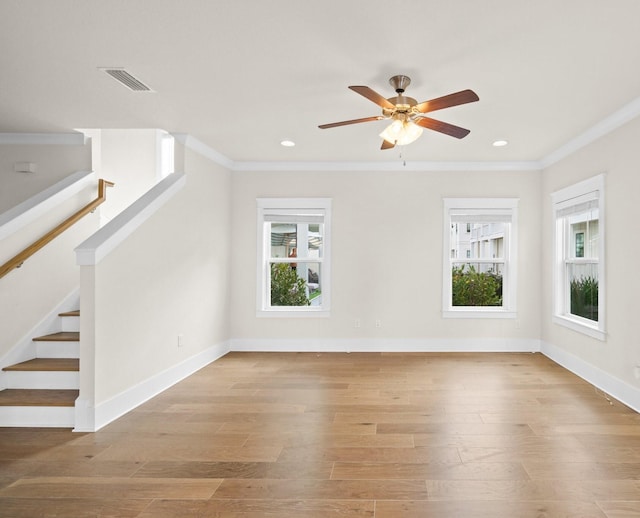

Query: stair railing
[0,179,114,279]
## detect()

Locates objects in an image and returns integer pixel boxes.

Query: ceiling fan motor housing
[389,74,411,93]
[384,75,419,119]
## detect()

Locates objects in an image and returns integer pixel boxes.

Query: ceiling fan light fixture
[319,76,478,148]
[379,119,423,146]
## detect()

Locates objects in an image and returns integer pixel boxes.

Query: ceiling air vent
[100,68,153,92]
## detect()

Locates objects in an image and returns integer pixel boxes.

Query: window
[443,198,518,318]
[551,174,605,340]
[256,198,331,317]
[157,131,175,179]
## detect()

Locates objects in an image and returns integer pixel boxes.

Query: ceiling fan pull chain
[398,147,407,167]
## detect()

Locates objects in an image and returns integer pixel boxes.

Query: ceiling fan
[319,75,479,150]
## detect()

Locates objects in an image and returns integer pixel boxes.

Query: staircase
[0,310,79,428]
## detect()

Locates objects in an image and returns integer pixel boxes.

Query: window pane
[270,262,322,307]
[270,223,296,259]
[574,232,584,258]
[305,262,323,306]
[270,223,323,260]
[307,223,323,259]
[569,216,598,259]
[568,262,598,322]
[451,222,505,260]
[451,263,503,307]
[587,220,599,258]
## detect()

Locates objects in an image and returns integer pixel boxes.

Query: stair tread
[33,331,79,342]
[3,358,79,372]
[0,389,78,407]
[59,310,80,317]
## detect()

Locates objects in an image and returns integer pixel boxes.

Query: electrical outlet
[177,334,184,348]
[375,319,382,328]
[354,319,361,328]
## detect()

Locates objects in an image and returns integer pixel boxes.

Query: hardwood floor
[1,352,640,517]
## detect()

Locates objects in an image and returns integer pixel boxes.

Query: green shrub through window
[570,275,598,321]
[270,263,311,307]
[451,265,503,307]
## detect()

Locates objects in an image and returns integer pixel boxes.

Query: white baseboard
[74,397,94,432]
[541,340,640,414]
[230,337,541,353]
[75,341,230,432]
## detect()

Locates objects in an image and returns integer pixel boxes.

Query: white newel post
[75,264,97,431]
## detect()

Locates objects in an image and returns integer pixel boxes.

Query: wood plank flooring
[1,351,640,517]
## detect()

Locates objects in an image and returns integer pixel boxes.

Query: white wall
[89,129,166,222]
[229,169,541,349]
[541,116,640,396]
[0,140,91,213]
[86,144,231,417]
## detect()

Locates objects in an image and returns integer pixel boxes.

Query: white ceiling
[2,0,640,166]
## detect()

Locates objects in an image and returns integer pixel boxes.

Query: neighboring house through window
[443,198,518,318]
[551,174,605,340]
[256,198,331,317]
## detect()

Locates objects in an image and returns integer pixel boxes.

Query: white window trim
[551,174,606,340]
[256,198,332,318]
[442,198,518,319]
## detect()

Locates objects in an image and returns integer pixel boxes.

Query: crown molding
[0,132,86,146]
[176,137,543,172]
[234,160,542,172]
[172,133,235,170]
[541,95,640,168]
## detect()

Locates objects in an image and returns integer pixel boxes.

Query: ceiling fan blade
[349,86,396,110]
[318,116,382,129]
[381,139,395,150]
[413,116,471,139]
[415,89,479,114]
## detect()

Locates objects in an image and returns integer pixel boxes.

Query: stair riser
[0,406,75,428]
[36,342,80,359]
[60,317,80,333]
[4,371,79,390]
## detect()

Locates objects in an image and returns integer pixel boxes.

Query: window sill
[553,315,606,341]
[257,309,330,318]
[443,309,517,319]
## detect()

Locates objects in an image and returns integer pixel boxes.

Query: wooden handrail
[0,179,114,279]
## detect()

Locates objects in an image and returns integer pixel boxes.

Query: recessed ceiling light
[492,139,508,147]
[280,139,295,147]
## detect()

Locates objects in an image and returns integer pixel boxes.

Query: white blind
[555,191,599,219]
[264,213,324,224]
[450,208,513,223]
